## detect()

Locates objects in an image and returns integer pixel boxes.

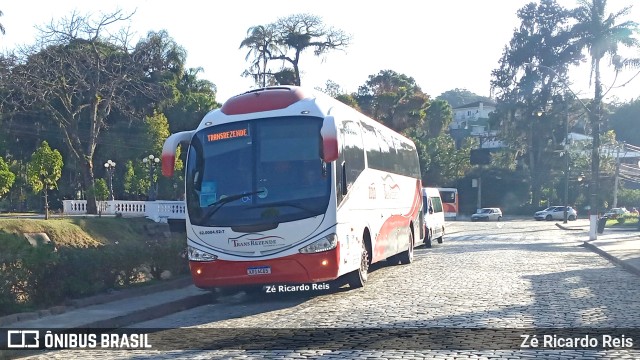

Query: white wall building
[449,101,503,149]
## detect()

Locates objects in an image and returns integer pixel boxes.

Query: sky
[1,0,639,104]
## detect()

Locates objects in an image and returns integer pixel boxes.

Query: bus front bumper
[188,248,340,288]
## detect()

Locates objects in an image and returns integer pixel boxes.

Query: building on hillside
[448,101,502,149]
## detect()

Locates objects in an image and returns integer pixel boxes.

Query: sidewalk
[581,226,640,276]
[0,276,211,329]
[2,224,640,331]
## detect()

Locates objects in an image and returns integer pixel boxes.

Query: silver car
[534,206,577,221]
[471,208,503,221]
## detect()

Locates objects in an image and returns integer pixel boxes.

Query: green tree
[436,88,493,108]
[2,12,178,214]
[571,0,640,216]
[26,141,63,220]
[424,99,453,138]
[93,178,109,201]
[163,67,219,133]
[123,160,147,200]
[0,156,15,198]
[241,14,350,86]
[143,111,183,200]
[609,98,640,145]
[316,79,344,98]
[490,0,581,206]
[356,70,429,132]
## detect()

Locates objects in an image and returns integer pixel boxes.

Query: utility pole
[477,176,482,211]
[612,142,623,208]
[563,99,569,224]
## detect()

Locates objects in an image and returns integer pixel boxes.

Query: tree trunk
[43,188,49,220]
[82,158,97,214]
[529,120,541,207]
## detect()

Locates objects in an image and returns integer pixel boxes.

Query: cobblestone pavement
[14,220,640,359]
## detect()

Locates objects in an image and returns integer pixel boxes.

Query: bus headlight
[188,245,218,261]
[299,234,337,254]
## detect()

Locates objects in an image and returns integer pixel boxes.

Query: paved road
[13,219,640,359]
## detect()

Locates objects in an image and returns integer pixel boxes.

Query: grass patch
[0,219,103,247]
[0,217,167,248]
[605,216,639,228]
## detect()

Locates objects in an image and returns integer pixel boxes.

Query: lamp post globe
[104,160,116,201]
[143,155,160,201]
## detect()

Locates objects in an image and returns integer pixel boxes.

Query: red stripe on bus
[161,154,175,177]
[372,180,422,262]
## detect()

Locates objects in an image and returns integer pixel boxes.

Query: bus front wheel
[348,239,370,289]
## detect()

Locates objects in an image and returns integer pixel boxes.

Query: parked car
[534,206,577,221]
[603,207,629,219]
[471,208,503,221]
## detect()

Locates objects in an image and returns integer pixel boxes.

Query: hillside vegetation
[0,217,188,316]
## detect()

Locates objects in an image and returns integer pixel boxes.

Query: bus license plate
[247,266,271,275]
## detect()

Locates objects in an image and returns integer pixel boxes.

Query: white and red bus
[437,187,458,220]
[162,86,423,291]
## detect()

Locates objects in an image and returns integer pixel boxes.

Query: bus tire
[398,230,414,265]
[348,239,369,289]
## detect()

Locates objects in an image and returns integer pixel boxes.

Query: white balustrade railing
[62,200,185,223]
[145,201,187,223]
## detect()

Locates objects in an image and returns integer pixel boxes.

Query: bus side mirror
[161,130,195,177]
[321,115,339,162]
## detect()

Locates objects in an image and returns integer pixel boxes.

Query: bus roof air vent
[221,86,307,115]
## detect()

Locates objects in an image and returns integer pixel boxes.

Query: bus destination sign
[207,128,249,142]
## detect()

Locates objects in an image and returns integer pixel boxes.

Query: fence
[62,200,186,223]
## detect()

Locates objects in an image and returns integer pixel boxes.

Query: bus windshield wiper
[201,190,264,220]
[247,200,315,214]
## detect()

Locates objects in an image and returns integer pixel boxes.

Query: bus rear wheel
[348,240,369,289]
[398,231,414,264]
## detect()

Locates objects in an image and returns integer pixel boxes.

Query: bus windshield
[185,116,331,227]
[440,190,456,203]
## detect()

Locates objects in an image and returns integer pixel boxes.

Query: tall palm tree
[239,25,279,87]
[570,0,639,235]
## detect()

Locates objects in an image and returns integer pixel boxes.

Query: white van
[422,187,445,248]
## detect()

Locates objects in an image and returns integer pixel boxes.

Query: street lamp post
[143,154,160,201]
[525,63,598,239]
[563,100,569,224]
[104,160,116,201]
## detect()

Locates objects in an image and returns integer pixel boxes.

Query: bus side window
[336,152,344,204]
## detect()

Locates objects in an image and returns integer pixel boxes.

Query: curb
[80,292,213,328]
[581,241,640,277]
[0,276,194,327]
